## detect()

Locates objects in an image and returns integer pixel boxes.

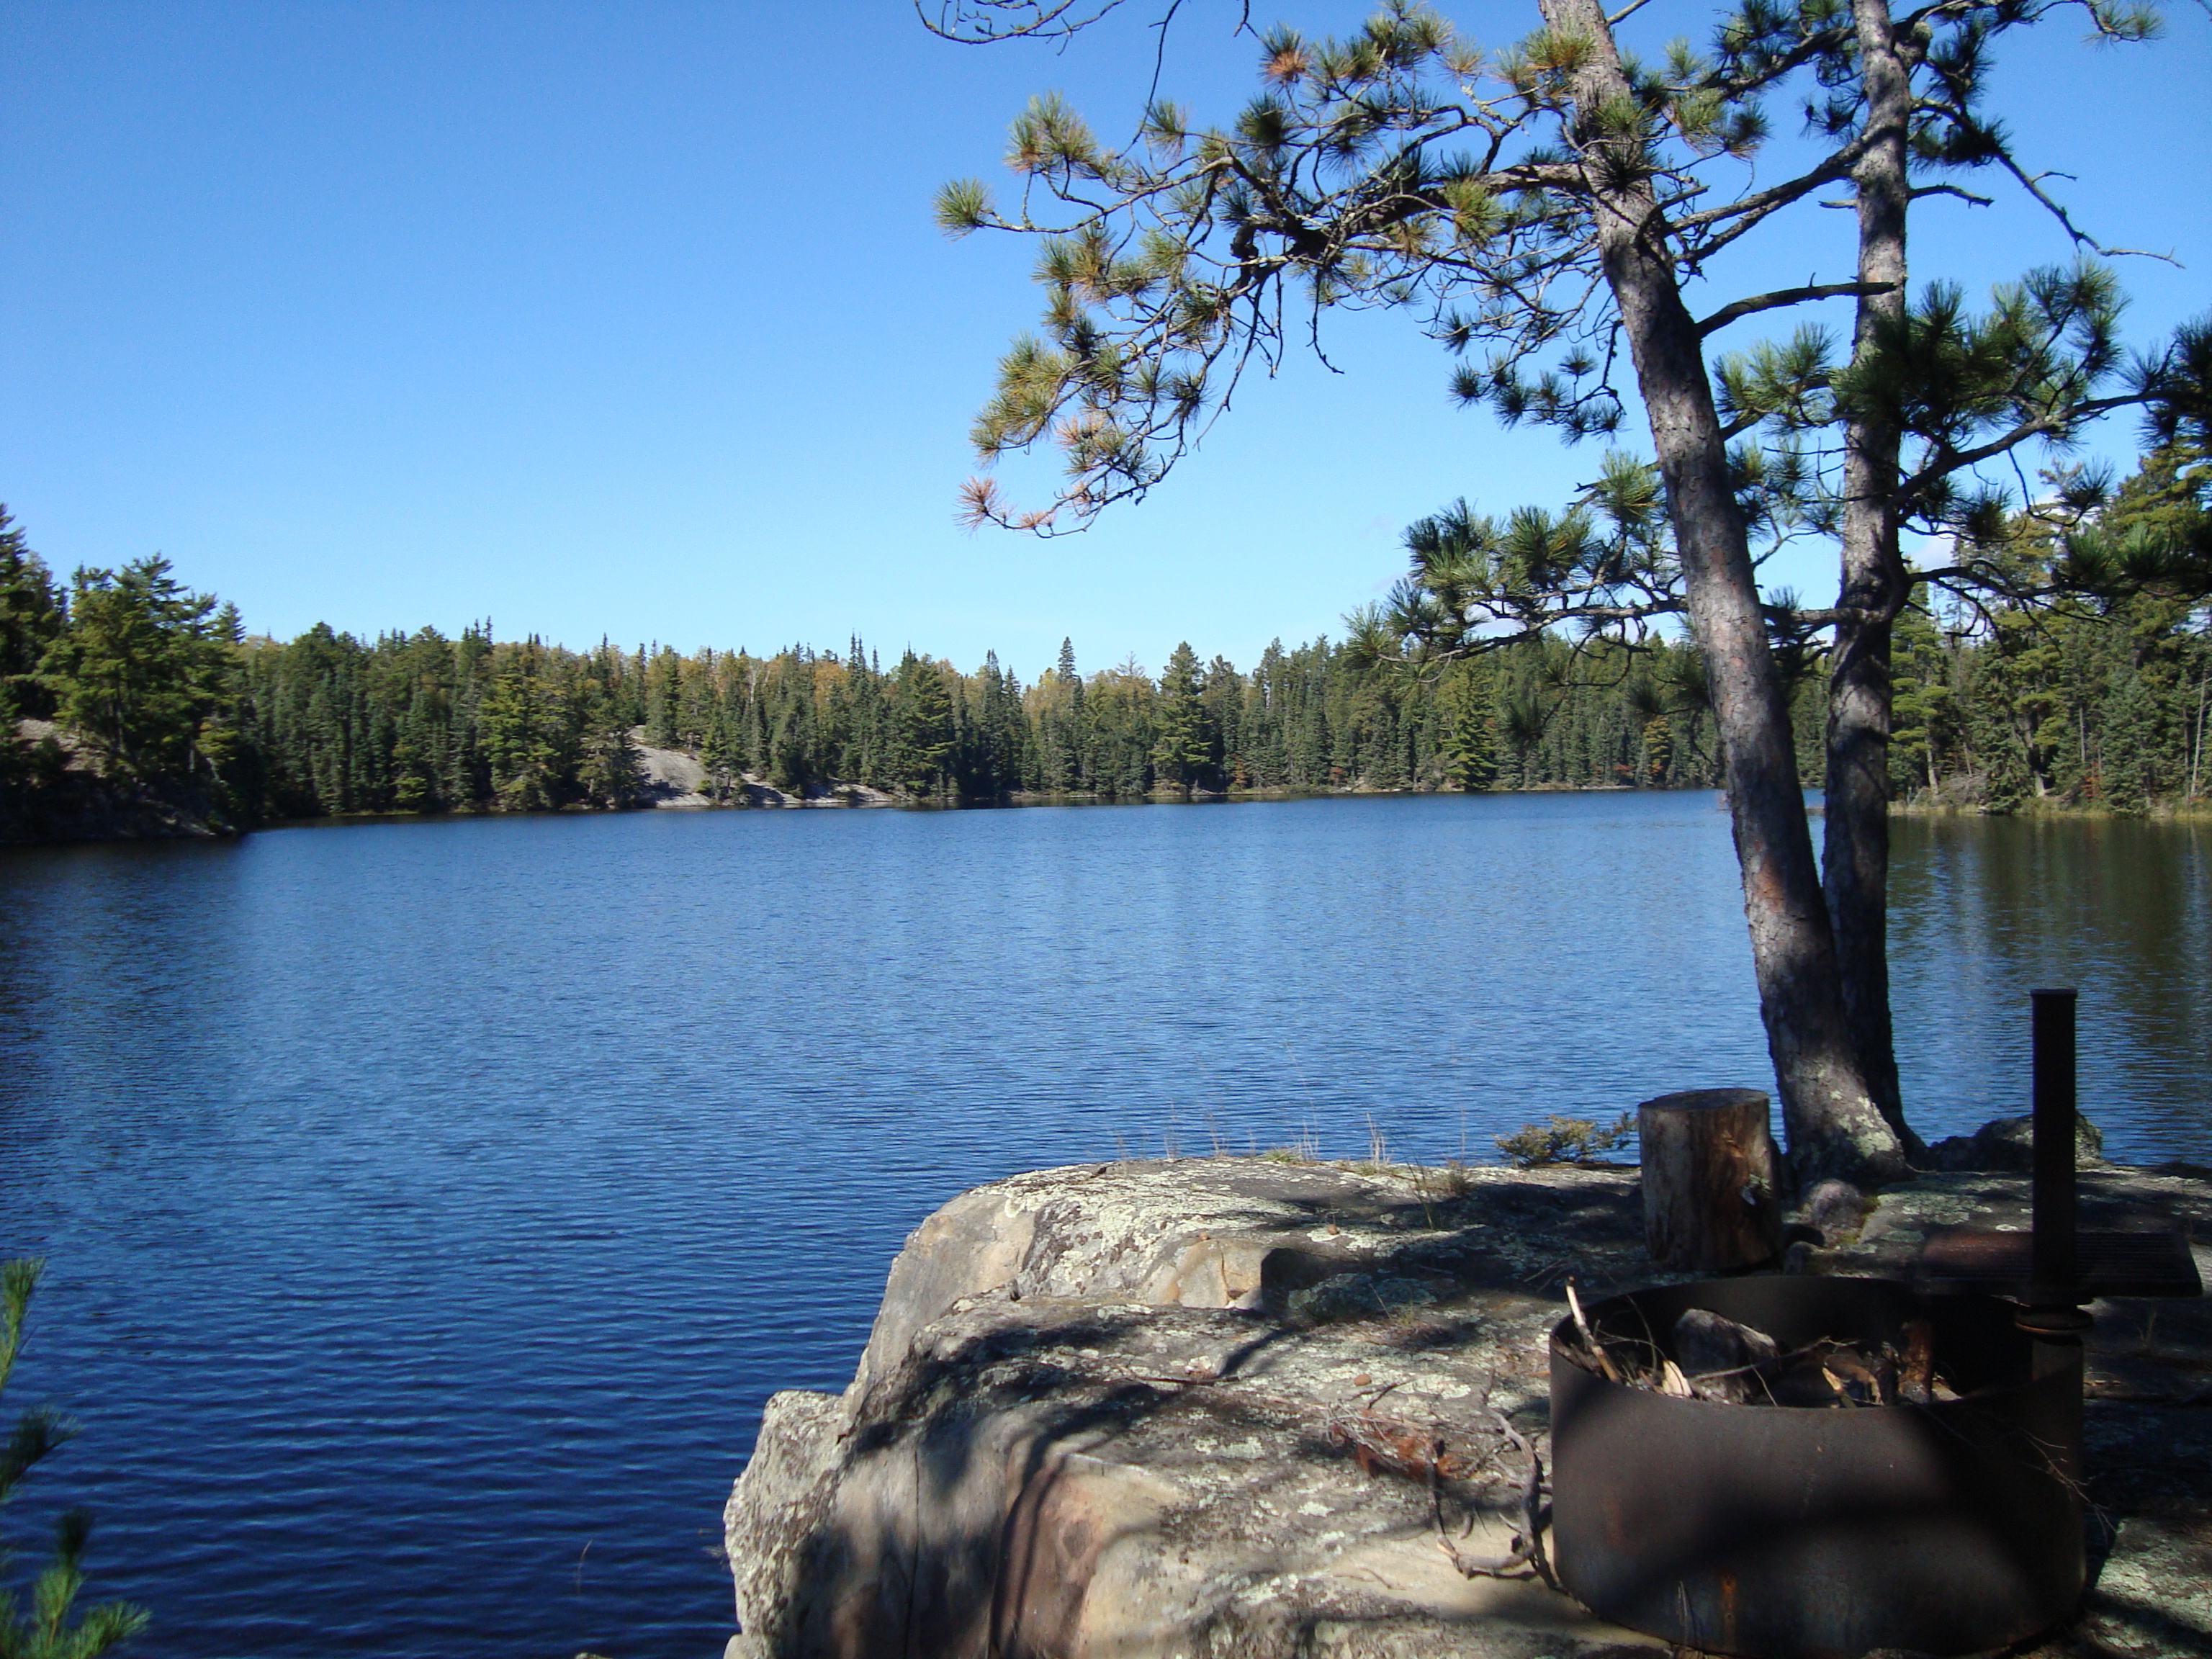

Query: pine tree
[0,509,65,722]
[0,1259,150,1658]
[891,652,956,793]
[576,660,644,807]
[768,664,816,793]
[1436,659,1499,790]
[1036,638,1083,793]
[931,0,2209,1179]
[37,557,235,786]
[1150,642,1208,793]
[478,637,577,811]
[2100,667,2160,814]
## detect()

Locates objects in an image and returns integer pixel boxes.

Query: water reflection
[1889,813,2210,1156]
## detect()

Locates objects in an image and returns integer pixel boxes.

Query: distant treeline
[215,627,1755,817]
[1889,584,2210,814]
[1,509,2206,832]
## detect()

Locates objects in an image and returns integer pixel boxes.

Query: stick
[1431,1435,1547,1583]
[1565,1278,1621,1383]
[1491,1409,1559,1591]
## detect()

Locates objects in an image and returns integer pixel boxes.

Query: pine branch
[1990,149,2180,264]
[1698,281,1897,338]
[1906,391,2152,495]
[1912,183,1995,207]
[914,0,1136,44]
[1672,129,1883,260]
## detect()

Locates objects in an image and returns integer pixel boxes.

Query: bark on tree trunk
[1825,0,1923,1156]
[1638,1089,1783,1271]
[1545,0,1908,1186]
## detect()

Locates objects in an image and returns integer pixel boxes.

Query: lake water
[1,792,2206,1657]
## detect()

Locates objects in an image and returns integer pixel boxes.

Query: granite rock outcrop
[723,1153,2212,1659]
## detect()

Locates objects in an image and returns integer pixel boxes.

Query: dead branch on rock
[1012,1344,1561,1557]
[1427,1410,1556,1589]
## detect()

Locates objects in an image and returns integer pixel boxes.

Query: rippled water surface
[1,793,2206,1656]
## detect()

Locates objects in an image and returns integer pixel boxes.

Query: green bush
[1496,1113,1636,1168]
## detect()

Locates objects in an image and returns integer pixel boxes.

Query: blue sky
[4,1,2207,682]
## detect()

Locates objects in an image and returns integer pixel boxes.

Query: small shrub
[1496,1112,1636,1168]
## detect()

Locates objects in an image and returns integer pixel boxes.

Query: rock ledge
[724,1156,2212,1659]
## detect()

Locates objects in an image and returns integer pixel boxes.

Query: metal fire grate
[1916,1226,2201,1299]
[1550,1277,2083,1659]
[1547,989,2201,1658]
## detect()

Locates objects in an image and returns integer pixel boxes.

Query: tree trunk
[1825,0,1923,1157]
[1638,1089,1783,1271]
[1546,0,1909,1186]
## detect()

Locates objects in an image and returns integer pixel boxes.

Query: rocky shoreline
[17,716,2200,842]
[1,719,237,844]
[721,1154,2211,1659]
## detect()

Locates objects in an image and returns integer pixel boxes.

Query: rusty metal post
[2030,988,2078,1303]
[2020,989,2091,1390]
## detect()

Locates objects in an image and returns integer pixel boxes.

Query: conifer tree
[1038,637,1084,791]
[929,0,2207,1180]
[768,660,818,792]
[577,715,644,808]
[1200,654,1242,784]
[892,652,957,791]
[0,511,64,723]
[1435,658,1500,789]
[2099,666,2160,812]
[0,1260,148,1658]
[37,557,235,786]
[1151,641,1210,791]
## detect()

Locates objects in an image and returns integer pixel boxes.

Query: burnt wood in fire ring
[1549,1275,2082,1659]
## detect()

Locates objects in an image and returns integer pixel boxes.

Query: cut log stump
[1639,1088,1782,1272]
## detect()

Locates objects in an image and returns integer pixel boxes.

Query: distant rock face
[3,719,236,844]
[723,1155,2212,1659]
[629,733,713,807]
[624,729,899,810]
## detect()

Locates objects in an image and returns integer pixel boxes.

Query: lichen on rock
[724,1157,1668,1659]
[723,1154,2212,1659]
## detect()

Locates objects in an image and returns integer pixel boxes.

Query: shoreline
[226,778,2212,833]
[10,736,2208,846]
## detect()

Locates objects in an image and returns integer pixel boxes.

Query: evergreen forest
[1,449,2207,833]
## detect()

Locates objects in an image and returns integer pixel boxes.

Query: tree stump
[1639,1089,1782,1271]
